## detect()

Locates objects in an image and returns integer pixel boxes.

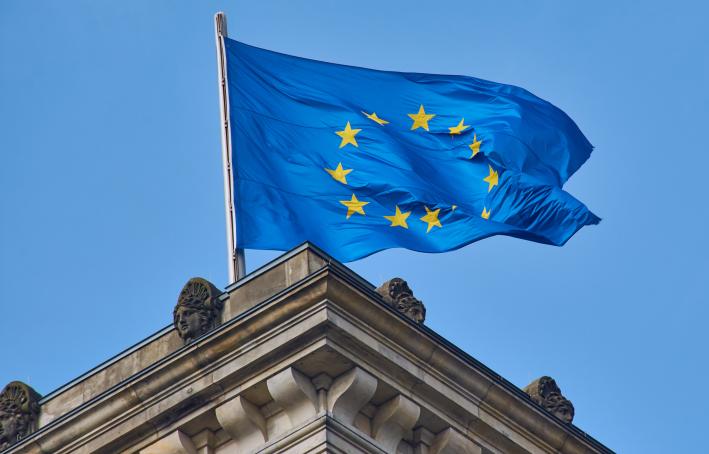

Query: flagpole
[214,12,245,282]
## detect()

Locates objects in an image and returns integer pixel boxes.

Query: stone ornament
[139,430,197,454]
[523,376,575,424]
[372,394,421,452]
[0,381,41,450]
[173,277,224,344]
[376,277,426,323]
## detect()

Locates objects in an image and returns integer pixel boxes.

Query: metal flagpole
[214,12,245,282]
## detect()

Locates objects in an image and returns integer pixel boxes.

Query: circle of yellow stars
[326,104,500,231]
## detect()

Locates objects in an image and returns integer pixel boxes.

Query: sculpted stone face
[376,277,426,324]
[548,399,574,424]
[522,376,575,424]
[0,382,40,450]
[174,302,206,341]
[173,278,224,345]
[0,412,23,448]
[396,295,425,323]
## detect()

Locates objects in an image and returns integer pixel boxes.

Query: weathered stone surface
[327,367,377,426]
[266,367,319,430]
[39,328,182,429]
[7,245,611,454]
[429,427,482,454]
[174,277,224,344]
[222,247,326,321]
[215,395,268,453]
[0,381,41,450]
[523,376,575,424]
[139,430,197,454]
[376,277,426,323]
[371,394,420,452]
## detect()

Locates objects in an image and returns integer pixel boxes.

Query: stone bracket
[266,366,319,428]
[312,373,333,412]
[372,394,421,452]
[215,395,268,453]
[139,430,197,454]
[429,428,481,454]
[327,366,378,426]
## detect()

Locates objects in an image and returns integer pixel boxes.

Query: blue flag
[224,39,599,262]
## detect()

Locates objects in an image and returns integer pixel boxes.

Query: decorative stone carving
[215,396,268,453]
[312,373,333,412]
[376,277,426,323]
[523,376,575,424]
[429,428,481,454]
[372,394,420,452]
[266,367,318,429]
[327,367,377,425]
[139,430,197,454]
[173,277,223,344]
[0,381,41,450]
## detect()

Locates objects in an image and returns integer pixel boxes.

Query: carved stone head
[523,376,575,424]
[376,277,426,323]
[0,381,41,450]
[173,277,223,344]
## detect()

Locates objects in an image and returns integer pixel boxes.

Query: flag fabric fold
[224,39,599,262]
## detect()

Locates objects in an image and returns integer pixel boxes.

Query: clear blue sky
[1,1,707,452]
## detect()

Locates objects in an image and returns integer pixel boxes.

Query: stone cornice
[6,269,331,454]
[5,244,612,454]
[321,262,610,453]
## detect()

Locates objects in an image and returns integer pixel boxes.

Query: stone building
[0,244,612,453]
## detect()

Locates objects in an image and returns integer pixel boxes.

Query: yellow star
[324,162,353,184]
[335,121,361,148]
[339,194,369,219]
[481,207,491,220]
[407,105,435,131]
[483,165,499,192]
[384,205,411,228]
[420,206,442,233]
[468,133,482,158]
[448,118,470,135]
[362,111,389,125]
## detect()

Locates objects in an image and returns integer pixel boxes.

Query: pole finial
[215,12,228,38]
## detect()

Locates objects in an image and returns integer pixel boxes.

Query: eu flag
[224,39,599,262]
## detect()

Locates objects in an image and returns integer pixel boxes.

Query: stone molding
[327,366,377,425]
[429,427,482,454]
[138,364,480,454]
[139,430,196,454]
[266,367,319,430]
[245,366,471,452]
[311,373,333,413]
[372,394,421,452]
[215,396,268,453]
[7,246,611,454]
